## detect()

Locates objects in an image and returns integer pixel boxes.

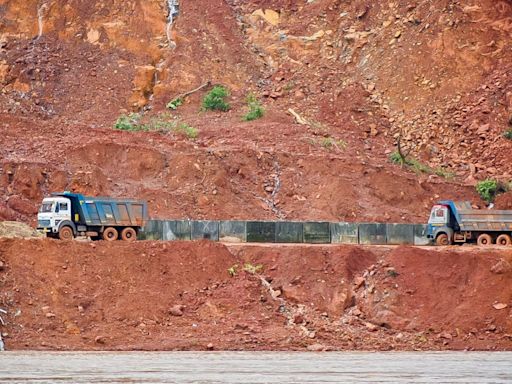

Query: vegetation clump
[243,263,263,274]
[173,123,198,139]
[243,94,264,121]
[389,151,453,179]
[475,179,509,203]
[166,97,183,110]
[202,85,230,111]
[114,113,141,131]
[504,129,512,140]
[113,113,198,139]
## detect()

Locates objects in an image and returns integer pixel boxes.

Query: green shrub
[166,97,183,110]
[476,179,498,202]
[243,94,264,121]
[114,113,141,131]
[504,129,512,140]
[202,85,230,111]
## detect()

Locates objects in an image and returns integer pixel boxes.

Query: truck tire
[121,227,137,242]
[435,233,450,246]
[102,227,118,241]
[58,226,74,241]
[477,233,493,246]
[496,234,512,246]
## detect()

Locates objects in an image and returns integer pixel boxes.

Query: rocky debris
[306,343,326,352]
[169,305,185,317]
[94,335,106,344]
[493,303,508,310]
[491,259,512,275]
[0,222,42,239]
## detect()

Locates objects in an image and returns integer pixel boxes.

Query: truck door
[54,199,72,226]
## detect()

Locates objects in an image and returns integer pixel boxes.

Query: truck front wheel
[435,233,450,246]
[102,227,119,241]
[121,227,137,242]
[58,226,74,241]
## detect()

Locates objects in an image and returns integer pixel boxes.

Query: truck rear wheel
[121,227,137,242]
[477,233,493,246]
[435,233,450,246]
[58,226,74,241]
[102,227,118,241]
[496,234,512,246]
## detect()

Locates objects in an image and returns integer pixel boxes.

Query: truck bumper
[37,227,54,234]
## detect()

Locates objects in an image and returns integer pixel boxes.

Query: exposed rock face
[0,0,511,222]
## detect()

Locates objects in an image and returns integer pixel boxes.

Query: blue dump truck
[37,192,148,241]
[427,200,512,246]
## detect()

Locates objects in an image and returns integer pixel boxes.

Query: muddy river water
[0,351,511,383]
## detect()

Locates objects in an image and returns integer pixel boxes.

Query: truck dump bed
[54,193,148,227]
[447,201,512,232]
[82,198,147,227]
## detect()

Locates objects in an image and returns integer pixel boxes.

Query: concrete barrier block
[139,220,163,240]
[303,222,330,244]
[359,223,386,245]
[191,221,219,241]
[276,222,303,243]
[386,224,415,245]
[414,224,432,246]
[247,221,276,243]
[219,221,246,243]
[162,220,191,241]
[330,222,358,244]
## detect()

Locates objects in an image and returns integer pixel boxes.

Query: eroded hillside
[1,0,511,223]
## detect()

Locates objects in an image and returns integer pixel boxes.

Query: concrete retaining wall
[138,219,431,246]
[219,221,246,243]
[331,222,358,244]
[358,223,387,245]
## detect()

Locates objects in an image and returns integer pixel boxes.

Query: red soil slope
[1,239,511,351]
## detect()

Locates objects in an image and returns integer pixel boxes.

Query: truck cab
[37,196,73,238]
[427,204,453,245]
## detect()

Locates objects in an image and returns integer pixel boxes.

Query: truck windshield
[39,203,53,213]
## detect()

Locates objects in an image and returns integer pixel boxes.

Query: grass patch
[389,151,453,178]
[113,113,198,139]
[504,129,512,140]
[309,136,347,151]
[173,122,198,139]
[202,85,230,112]
[243,94,264,121]
[320,137,347,150]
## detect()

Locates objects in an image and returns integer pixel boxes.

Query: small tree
[202,85,230,111]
